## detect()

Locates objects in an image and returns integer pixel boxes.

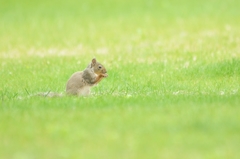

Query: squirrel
[35,58,108,97]
[65,58,108,96]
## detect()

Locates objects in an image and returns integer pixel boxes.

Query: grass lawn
[1,0,240,158]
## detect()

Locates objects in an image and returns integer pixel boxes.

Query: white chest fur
[78,86,91,96]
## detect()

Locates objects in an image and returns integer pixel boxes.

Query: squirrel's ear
[92,58,97,65]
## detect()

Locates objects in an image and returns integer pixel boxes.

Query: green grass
[1,0,240,159]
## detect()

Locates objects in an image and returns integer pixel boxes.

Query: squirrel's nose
[102,69,107,73]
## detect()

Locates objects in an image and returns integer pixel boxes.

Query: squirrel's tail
[35,92,64,97]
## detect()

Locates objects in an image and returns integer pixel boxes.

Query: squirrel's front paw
[102,73,108,78]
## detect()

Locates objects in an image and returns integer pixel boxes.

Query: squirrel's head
[90,58,107,76]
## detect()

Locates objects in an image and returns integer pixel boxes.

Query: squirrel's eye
[98,65,102,69]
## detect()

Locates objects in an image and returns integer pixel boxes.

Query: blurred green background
[0,0,240,159]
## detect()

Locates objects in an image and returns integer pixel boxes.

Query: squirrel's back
[66,71,87,95]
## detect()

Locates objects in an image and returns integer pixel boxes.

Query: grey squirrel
[66,58,108,96]
[36,58,108,97]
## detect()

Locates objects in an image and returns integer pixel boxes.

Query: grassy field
[1,0,240,158]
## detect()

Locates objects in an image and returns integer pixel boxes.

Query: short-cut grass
[1,0,240,159]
